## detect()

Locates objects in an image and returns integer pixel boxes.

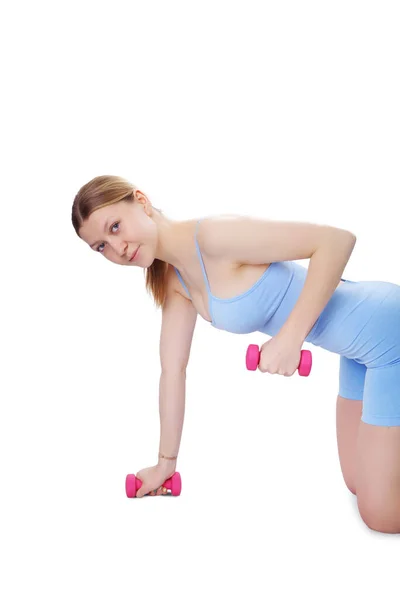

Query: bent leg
[336,395,362,495]
[355,363,400,534]
[336,356,366,495]
[356,422,400,534]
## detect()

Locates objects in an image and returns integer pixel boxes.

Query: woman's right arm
[157,268,198,475]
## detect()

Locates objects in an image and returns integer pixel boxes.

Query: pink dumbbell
[125,472,182,498]
[246,345,312,376]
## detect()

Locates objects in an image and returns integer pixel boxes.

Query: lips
[130,247,139,262]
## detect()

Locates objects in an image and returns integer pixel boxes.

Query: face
[79,191,157,267]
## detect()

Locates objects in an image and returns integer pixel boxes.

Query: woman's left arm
[279,231,357,344]
[202,216,357,345]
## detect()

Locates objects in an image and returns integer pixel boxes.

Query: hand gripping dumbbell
[125,472,182,498]
[245,345,312,376]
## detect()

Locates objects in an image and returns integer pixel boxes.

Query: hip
[309,279,400,367]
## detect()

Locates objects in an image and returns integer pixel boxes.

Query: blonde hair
[71,175,169,309]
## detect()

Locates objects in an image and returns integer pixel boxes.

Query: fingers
[136,486,168,498]
[136,483,150,498]
[149,486,168,496]
[136,484,153,498]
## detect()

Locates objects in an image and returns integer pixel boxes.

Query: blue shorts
[309,279,400,426]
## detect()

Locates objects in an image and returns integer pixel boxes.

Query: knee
[357,498,400,534]
[343,476,356,495]
[361,515,400,534]
[347,484,356,496]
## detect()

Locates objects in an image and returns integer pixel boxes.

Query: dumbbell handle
[125,472,182,497]
[135,476,173,492]
[246,345,312,376]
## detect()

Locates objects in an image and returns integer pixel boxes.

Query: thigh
[336,395,363,494]
[362,362,400,426]
[355,363,400,532]
[356,421,400,532]
[338,355,366,400]
[336,356,366,494]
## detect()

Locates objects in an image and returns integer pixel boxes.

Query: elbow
[317,228,356,254]
[341,227,356,240]
[346,231,357,245]
[334,228,357,244]
[345,229,356,241]
[339,230,357,257]
[339,230,357,252]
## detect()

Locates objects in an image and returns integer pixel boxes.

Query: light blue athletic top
[175,217,400,427]
[174,218,349,342]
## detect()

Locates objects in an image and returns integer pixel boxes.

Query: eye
[96,221,120,252]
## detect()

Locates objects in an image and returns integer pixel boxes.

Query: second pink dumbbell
[246,345,312,376]
[125,472,182,498]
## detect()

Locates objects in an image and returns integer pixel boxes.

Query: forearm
[157,369,186,470]
[280,230,357,344]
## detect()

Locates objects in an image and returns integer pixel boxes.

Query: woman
[72,175,400,533]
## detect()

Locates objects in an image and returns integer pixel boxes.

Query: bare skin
[79,190,400,532]
[79,189,345,325]
[336,395,362,495]
[337,393,400,533]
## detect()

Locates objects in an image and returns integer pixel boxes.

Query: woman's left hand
[258,333,303,377]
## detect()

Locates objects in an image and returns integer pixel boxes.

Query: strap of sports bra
[174,267,191,298]
[195,219,212,296]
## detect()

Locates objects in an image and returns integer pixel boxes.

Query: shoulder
[196,214,246,263]
[197,214,259,264]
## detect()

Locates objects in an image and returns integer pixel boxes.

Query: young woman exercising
[72,175,400,534]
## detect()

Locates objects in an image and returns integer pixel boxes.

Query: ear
[135,189,147,201]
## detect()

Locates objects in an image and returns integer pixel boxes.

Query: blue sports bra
[174,218,349,341]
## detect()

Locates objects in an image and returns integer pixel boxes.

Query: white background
[1,0,399,598]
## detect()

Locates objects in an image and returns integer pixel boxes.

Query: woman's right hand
[135,464,174,498]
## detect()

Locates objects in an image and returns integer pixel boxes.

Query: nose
[111,240,128,258]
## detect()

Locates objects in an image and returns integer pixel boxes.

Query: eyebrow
[90,219,111,249]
